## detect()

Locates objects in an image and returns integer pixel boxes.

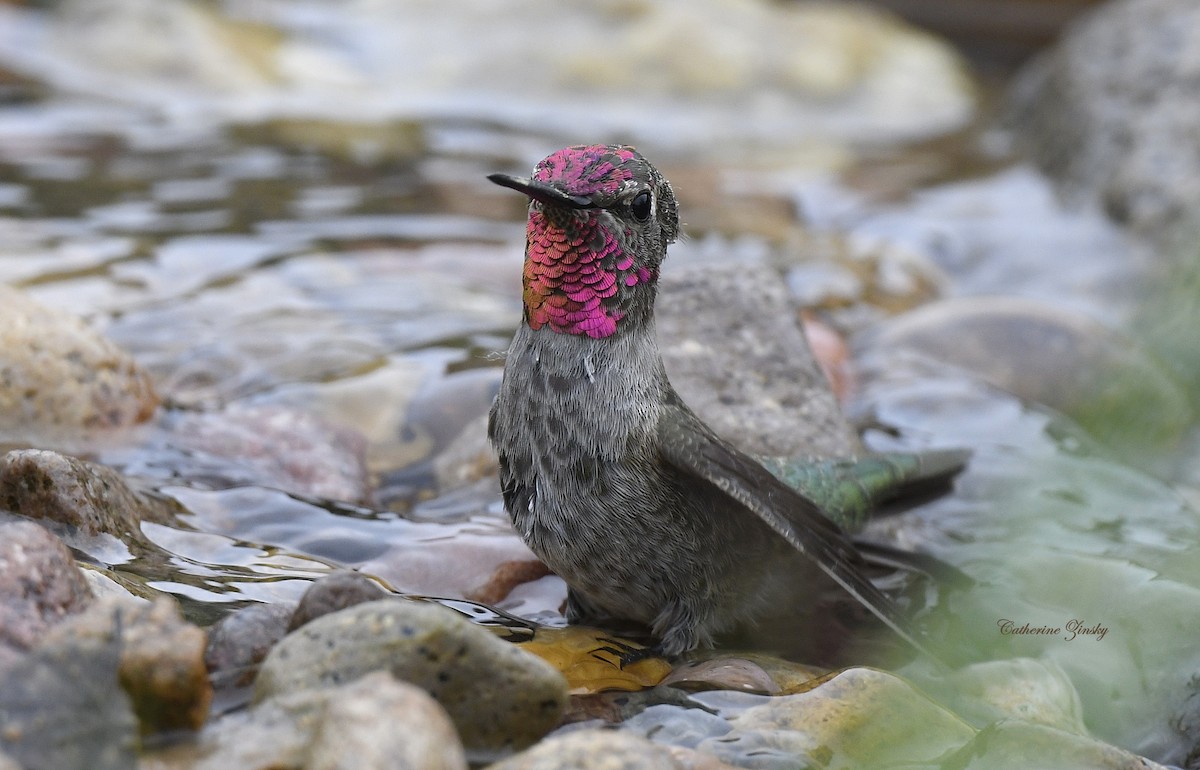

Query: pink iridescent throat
[523,212,655,338]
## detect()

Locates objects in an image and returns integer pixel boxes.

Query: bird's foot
[591,637,666,669]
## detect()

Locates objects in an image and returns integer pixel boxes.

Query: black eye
[630,190,652,221]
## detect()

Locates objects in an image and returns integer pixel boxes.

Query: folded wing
[656,400,946,665]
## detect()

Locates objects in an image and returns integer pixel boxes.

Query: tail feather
[853,538,974,589]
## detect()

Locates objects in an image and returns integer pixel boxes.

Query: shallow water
[2,1,1198,764]
[3,108,1140,618]
[855,369,1200,761]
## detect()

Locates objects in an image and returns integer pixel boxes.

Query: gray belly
[517,457,789,631]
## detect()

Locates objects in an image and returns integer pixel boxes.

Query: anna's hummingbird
[487,144,964,661]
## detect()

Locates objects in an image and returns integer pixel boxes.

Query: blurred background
[3,0,1200,766]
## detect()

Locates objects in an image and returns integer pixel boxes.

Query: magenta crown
[531,145,640,200]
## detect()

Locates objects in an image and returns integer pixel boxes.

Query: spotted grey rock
[254,598,567,752]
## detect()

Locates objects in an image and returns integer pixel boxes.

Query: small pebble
[289,570,385,631]
[206,602,297,689]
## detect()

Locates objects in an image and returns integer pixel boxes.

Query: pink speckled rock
[0,519,93,651]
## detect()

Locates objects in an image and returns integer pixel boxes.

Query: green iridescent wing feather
[756,449,971,532]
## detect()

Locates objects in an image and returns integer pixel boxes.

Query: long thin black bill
[487,173,597,210]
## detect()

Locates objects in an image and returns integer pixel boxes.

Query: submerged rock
[943,720,1171,770]
[698,667,974,767]
[514,626,671,695]
[255,598,568,753]
[0,285,159,447]
[660,653,826,696]
[859,296,1193,464]
[431,413,500,494]
[262,355,431,481]
[400,367,503,464]
[927,657,1087,735]
[547,661,1171,769]
[0,518,93,650]
[163,404,371,503]
[356,518,545,607]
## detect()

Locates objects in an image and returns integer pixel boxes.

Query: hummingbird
[486,144,965,662]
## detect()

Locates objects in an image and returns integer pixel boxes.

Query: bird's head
[489,144,679,338]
